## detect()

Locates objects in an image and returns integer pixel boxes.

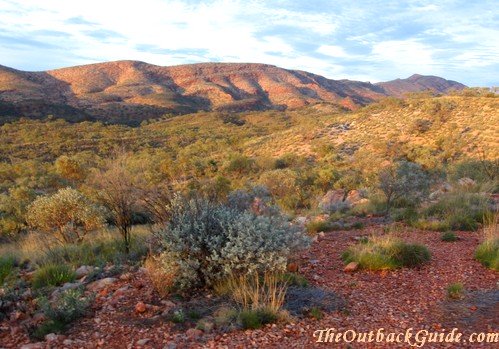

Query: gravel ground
[1,225,497,348]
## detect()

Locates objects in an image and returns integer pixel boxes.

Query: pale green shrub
[156,196,310,290]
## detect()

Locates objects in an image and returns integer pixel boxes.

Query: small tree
[26,188,104,244]
[379,161,430,214]
[90,157,141,253]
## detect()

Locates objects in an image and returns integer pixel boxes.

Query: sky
[0,0,497,86]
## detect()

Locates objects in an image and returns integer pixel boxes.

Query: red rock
[135,301,147,313]
[344,262,359,273]
[186,328,203,340]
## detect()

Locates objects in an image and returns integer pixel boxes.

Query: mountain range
[0,61,466,125]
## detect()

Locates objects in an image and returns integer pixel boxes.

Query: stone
[75,265,93,279]
[136,338,151,346]
[286,262,299,273]
[318,231,326,239]
[135,301,147,313]
[86,277,117,292]
[61,282,82,291]
[20,343,44,349]
[294,216,308,225]
[458,177,476,187]
[45,333,58,342]
[344,262,359,273]
[63,339,74,346]
[185,328,203,340]
[318,190,347,212]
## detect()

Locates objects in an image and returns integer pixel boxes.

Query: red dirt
[1,225,497,348]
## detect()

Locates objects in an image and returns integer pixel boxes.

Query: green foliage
[306,220,331,234]
[26,188,105,243]
[449,160,498,182]
[378,161,431,213]
[424,192,489,231]
[280,273,309,287]
[239,308,277,329]
[156,195,310,290]
[309,307,324,320]
[32,264,76,289]
[342,235,431,270]
[0,256,16,284]
[446,282,465,300]
[475,239,498,271]
[34,288,91,338]
[441,231,459,242]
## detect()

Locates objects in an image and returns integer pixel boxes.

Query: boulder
[344,262,359,273]
[86,277,117,293]
[136,338,151,346]
[319,190,347,212]
[185,328,203,340]
[75,265,93,279]
[458,177,476,187]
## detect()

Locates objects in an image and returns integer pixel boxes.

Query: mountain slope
[0,61,466,124]
[377,74,466,97]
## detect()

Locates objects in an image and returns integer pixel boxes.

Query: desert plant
[378,161,431,214]
[34,288,91,338]
[144,253,178,297]
[90,156,143,253]
[446,282,465,300]
[239,308,277,329]
[342,235,431,270]
[306,220,331,234]
[156,196,310,289]
[32,264,76,289]
[475,214,498,270]
[309,307,324,320]
[26,188,105,244]
[441,231,459,242]
[424,191,489,231]
[0,256,16,284]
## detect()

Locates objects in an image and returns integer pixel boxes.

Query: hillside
[0,61,466,125]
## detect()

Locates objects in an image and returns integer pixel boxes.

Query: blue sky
[0,0,497,86]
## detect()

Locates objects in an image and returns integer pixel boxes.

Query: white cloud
[371,40,434,66]
[316,45,351,58]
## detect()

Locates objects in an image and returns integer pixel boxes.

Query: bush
[424,192,489,231]
[0,256,16,285]
[156,196,310,289]
[239,308,277,329]
[441,231,459,242]
[412,219,451,232]
[34,288,91,338]
[26,188,105,244]
[306,220,331,234]
[378,161,431,214]
[144,253,178,297]
[475,214,498,271]
[32,264,75,289]
[446,282,465,300]
[342,235,431,270]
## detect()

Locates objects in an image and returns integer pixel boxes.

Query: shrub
[26,188,105,244]
[413,219,450,232]
[441,231,459,242]
[144,253,178,297]
[309,307,324,320]
[280,273,309,287]
[34,288,91,338]
[306,220,331,234]
[0,256,16,285]
[32,264,76,289]
[378,161,431,214]
[424,192,489,231]
[342,235,431,270]
[239,308,277,329]
[156,196,310,289]
[475,214,498,271]
[446,282,465,300]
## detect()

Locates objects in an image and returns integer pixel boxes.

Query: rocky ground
[1,224,497,348]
